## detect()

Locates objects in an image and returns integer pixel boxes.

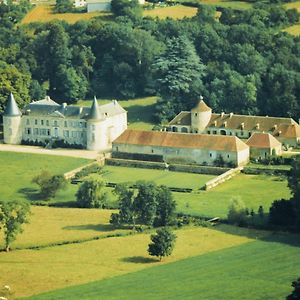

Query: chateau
[167,97,300,148]
[3,93,127,151]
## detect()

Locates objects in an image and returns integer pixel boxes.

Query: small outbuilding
[246,132,282,158]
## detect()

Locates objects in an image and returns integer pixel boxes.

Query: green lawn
[247,163,291,170]
[174,174,291,218]
[26,229,300,300]
[76,96,157,131]
[102,165,214,189]
[177,0,252,10]
[0,151,91,202]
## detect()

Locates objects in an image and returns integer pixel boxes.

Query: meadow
[27,230,300,300]
[102,165,214,189]
[0,206,128,249]
[174,174,291,218]
[21,5,111,24]
[0,151,90,202]
[144,5,198,19]
[1,221,264,298]
[284,24,300,36]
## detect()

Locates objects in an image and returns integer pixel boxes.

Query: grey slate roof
[3,93,21,116]
[22,96,126,120]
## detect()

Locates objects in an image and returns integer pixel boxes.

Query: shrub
[227,198,248,226]
[269,199,296,226]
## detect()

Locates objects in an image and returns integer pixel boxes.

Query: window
[213,130,217,134]
[40,129,47,136]
[151,149,154,153]
[34,128,39,135]
[26,119,30,125]
[209,153,212,157]
[47,129,50,136]
[229,132,232,136]
[54,120,58,127]
[72,131,77,138]
[227,154,230,158]
[64,130,69,138]
[46,120,49,126]
[195,113,198,117]
[92,133,95,142]
[41,120,44,126]
[35,119,38,125]
[116,146,119,152]
[26,128,31,135]
[207,130,211,134]
[79,122,83,128]
[64,121,68,127]
[241,131,244,136]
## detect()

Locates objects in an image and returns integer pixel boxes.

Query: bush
[227,198,248,226]
[269,199,296,226]
[74,164,103,180]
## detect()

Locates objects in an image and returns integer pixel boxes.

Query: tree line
[0,0,299,123]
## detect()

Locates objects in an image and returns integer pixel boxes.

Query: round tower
[191,96,212,133]
[3,93,22,144]
[86,97,107,151]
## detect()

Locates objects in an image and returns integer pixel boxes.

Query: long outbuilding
[112,129,250,167]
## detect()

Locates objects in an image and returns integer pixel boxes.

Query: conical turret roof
[191,97,211,112]
[3,93,21,116]
[88,96,101,120]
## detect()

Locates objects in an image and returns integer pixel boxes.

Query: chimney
[256,123,260,130]
[214,120,217,127]
[79,107,83,114]
[223,121,227,127]
[62,103,67,109]
[45,96,50,101]
[273,124,277,130]
[221,112,225,118]
[241,122,245,129]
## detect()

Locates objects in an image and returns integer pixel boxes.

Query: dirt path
[0,143,101,159]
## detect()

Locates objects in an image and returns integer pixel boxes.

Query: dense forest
[0,0,299,123]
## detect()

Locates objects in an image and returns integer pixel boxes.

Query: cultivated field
[0,206,127,249]
[187,0,252,10]
[27,230,300,300]
[102,165,214,189]
[21,5,111,24]
[1,224,258,298]
[144,5,198,19]
[284,1,300,12]
[0,151,90,202]
[77,96,158,131]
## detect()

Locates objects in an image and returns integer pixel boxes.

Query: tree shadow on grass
[63,224,114,232]
[121,256,158,264]
[18,187,42,201]
[213,224,300,248]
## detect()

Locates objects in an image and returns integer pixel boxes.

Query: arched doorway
[172,127,178,132]
[181,127,188,133]
[220,130,226,135]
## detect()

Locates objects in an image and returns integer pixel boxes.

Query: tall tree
[0,200,30,252]
[153,36,206,122]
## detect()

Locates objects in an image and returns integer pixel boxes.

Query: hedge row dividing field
[24,227,300,300]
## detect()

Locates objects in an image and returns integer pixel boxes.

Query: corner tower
[191,96,212,133]
[86,97,106,151]
[3,93,22,144]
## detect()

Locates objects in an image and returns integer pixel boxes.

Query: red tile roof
[113,130,249,152]
[246,133,281,149]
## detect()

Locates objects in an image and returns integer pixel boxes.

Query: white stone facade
[3,95,127,152]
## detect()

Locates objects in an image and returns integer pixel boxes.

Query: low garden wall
[204,167,243,191]
[105,158,229,175]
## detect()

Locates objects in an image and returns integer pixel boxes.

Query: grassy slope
[102,165,214,189]
[174,174,291,218]
[1,226,253,298]
[26,230,300,300]
[0,206,127,249]
[21,5,111,24]
[77,97,157,131]
[0,151,90,202]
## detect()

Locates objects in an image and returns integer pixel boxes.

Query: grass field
[0,206,128,249]
[188,0,252,10]
[27,230,300,300]
[77,96,158,130]
[1,224,260,298]
[144,5,198,19]
[284,24,300,36]
[284,1,300,12]
[21,5,111,24]
[0,151,90,202]
[102,165,214,189]
[174,174,291,218]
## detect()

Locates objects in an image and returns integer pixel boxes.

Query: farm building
[167,97,300,148]
[246,132,282,158]
[87,0,144,12]
[112,129,250,167]
[3,93,127,151]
